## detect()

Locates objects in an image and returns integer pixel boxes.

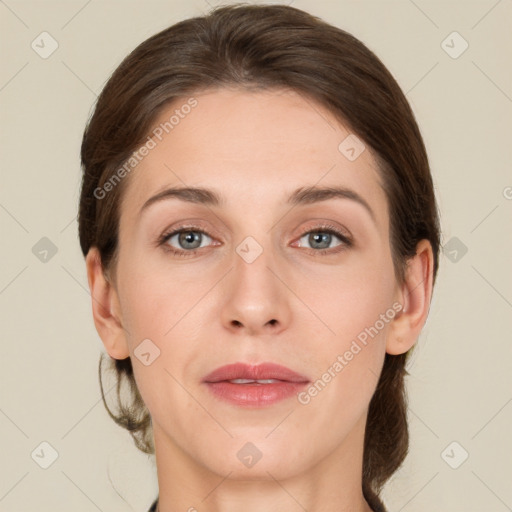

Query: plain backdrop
[1,1,511,511]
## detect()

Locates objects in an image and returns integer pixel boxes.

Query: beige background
[1,0,511,511]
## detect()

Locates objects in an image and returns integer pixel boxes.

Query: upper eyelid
[162,223,348,236]
[297,223,351,237]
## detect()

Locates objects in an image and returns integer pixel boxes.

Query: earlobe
[85,247,130,360]
[386,239,434,355]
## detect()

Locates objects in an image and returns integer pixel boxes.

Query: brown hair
[78,4,440,510]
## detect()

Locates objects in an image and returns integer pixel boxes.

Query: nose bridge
[220,232,291,333]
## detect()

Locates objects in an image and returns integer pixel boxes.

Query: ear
[85,247,130,360]
[386,239,434,355]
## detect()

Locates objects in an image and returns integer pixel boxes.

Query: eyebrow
[140,184,376,222]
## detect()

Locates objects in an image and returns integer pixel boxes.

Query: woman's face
[105,88,404,479]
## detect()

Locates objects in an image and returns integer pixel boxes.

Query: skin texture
[86,88,434,512]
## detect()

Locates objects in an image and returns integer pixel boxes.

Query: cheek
[294,250,395,403]
[117,254,195,340]
[114,255,209,393]
[295,248,397,343]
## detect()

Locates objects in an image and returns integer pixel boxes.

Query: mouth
[202,362,310,407]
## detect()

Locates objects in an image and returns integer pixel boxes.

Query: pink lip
[202,362,310,407]
[203,362,309,383]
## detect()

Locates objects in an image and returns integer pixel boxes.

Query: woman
[78,4,440,511]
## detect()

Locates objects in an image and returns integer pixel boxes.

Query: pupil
[311,232,330,249]
[180,231,201,249]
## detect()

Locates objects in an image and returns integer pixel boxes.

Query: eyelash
[156,223,353,258]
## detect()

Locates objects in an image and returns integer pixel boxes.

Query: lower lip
[204,381,309,407]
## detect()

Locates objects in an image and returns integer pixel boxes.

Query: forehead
[120,87,387,223]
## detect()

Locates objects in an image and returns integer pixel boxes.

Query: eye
[156,223,352,258]
[158,226,216,257]
[295,225,352,254]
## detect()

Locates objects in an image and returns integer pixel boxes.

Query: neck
[152,413,374,512]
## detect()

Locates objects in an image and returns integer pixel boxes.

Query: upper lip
[203,362,310,383]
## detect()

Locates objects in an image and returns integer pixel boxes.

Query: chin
[198,439,310,481]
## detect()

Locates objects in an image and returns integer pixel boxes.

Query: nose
[220,241,292,336]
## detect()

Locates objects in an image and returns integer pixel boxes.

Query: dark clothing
[148,495,387,511]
